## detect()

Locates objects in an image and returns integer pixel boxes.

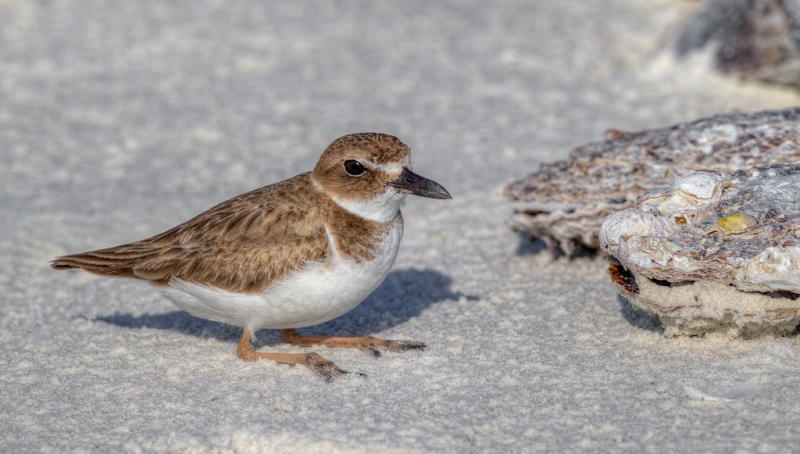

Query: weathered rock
[505,107,800,255]
[676,0,800,87]
[601,163,800,337]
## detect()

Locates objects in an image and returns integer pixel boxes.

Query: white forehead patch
[362,159,408,178]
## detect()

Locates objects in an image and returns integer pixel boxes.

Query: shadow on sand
[513,233,604,260]
[617,294,663,333]
[95,268,477,348]
[513,233,548,255]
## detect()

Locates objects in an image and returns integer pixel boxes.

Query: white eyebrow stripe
[362,159,407,175]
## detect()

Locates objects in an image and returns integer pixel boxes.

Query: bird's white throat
[329,190,407,223]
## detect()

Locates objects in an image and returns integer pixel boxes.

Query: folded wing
[51,175,329,294]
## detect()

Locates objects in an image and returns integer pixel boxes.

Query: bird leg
[281,328,426,357]
[236,328,349,382]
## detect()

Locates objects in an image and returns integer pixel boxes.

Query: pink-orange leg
[236,328,348,382]
[281,328,426,357]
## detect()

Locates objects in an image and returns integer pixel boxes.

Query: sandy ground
[3,0,800,452]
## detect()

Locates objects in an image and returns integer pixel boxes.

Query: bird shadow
[95,268,477,348]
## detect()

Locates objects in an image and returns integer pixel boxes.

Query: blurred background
[3,0,800,452]
[3,0,798,237]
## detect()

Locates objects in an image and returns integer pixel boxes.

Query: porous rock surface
[505,107,800,255]
[601,163,800,336]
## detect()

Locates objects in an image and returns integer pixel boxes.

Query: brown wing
[51,174,330,293]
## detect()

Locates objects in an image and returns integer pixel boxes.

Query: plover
[52,133,451,380]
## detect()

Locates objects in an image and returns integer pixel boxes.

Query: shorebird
[52,133,451,380]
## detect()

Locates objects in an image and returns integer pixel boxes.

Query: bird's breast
[156,216,404,332]
[255,215,404,329]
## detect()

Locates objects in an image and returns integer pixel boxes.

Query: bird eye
[344,160,366,176]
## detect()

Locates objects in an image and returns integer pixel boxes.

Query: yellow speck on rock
[716,213,756,233]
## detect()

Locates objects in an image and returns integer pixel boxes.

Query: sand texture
[3,0,800,452]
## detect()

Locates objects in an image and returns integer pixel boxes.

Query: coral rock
[505,107,800,255]
[676,0,800,87]
[601,163,800,337]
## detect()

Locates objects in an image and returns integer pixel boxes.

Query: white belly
[155,217,404,332]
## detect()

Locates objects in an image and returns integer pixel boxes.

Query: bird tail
[51,247,152,278]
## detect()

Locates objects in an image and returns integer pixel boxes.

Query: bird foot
[237,328,355,382]
[281,329,426,358]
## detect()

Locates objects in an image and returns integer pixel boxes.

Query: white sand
[3,0,800,452]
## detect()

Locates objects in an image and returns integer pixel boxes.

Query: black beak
[388,168,452,200]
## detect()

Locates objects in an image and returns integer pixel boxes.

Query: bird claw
[389,339,427,351]
[303,353,350,382]
[360,338,427,356]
